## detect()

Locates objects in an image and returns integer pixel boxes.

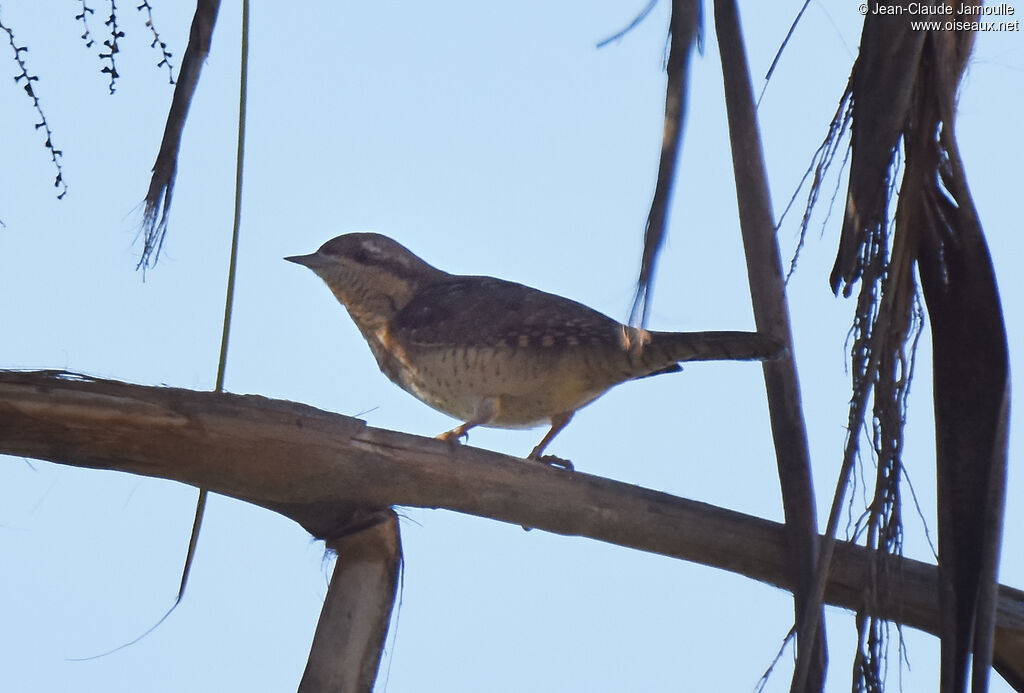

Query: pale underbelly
[386,345,622,428]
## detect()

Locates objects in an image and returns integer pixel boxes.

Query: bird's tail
[644,330,785,366]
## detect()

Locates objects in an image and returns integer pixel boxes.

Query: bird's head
[286,233,447,326]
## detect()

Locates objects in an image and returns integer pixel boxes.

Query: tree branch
[139,0,221,269]
[299,510,401,692]
[1,370,1022,685]
[712,1,826,689]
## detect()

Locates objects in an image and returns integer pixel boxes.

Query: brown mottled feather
[393,276,623,350]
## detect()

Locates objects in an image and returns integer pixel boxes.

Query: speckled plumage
[287,233,782,461]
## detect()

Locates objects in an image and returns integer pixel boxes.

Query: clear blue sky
[1,2,1021,691]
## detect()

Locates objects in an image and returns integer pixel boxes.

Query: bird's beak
[284,252,321,268]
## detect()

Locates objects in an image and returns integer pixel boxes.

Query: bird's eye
[350,247,372,264]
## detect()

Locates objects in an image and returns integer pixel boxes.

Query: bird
[286,233,782,466]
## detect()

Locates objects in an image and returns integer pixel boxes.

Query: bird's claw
[436,429,469,449]
[530,454,574,472]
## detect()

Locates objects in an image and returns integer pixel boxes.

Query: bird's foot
[436,428,469,450]
[528,453,574,472]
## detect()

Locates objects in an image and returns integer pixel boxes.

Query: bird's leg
[527,412,575,470]
[436,398,499,450]
[437,421,477,447]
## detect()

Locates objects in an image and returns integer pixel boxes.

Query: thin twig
[1,14,68,199]
[75,1,96,48]
[596,0,659,48]
[99,0,124,94]
[176,0,250,632]
[136,0,175,84]
[756,0,811,107]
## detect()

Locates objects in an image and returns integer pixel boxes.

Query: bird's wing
[391,276,623,349]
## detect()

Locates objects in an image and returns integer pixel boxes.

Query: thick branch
[299,510,401,693]
[1,370,1022,683]
[713,1,826,689]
